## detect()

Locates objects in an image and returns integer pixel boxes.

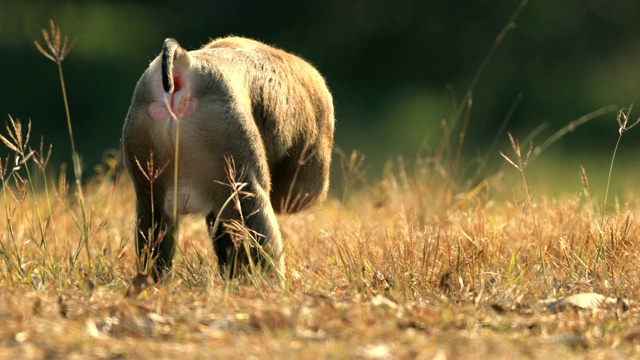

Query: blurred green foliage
[2,0,640,188]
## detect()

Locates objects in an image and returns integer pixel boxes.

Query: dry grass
[2,133,640,359]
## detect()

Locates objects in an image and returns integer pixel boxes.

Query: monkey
[122,36,335,281]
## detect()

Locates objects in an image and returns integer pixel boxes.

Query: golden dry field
[4,14,640,359]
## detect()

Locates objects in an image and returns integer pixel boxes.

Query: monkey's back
[200,37,335,212]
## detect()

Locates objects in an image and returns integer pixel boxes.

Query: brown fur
[122,36,334,280]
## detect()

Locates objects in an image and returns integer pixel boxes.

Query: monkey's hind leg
[207,181,284,282]
[135,199,176,282]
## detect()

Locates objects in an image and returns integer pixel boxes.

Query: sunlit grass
[3,140,640,358]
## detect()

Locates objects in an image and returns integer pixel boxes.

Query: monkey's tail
[162,38,190,93]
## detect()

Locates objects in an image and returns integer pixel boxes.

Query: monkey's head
[146,38,198,123]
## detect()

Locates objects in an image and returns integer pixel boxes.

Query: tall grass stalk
[35,20,91,270]
[594,106,640,272]
[603,106,639,213]
[134,152,168,275]
[170,110,181,249]
[500,133,545,269]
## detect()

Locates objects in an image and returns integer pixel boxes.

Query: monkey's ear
[161,38,191,93]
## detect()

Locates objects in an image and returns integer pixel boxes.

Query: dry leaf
[371,295,397,310]
[358,344,392,360]
[86,318,105,339]
[536,293,629,314]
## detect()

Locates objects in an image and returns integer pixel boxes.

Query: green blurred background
[2,0,640,197]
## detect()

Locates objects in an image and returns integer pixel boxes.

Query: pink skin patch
[147,75,197,122]
[148,101,170,122]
